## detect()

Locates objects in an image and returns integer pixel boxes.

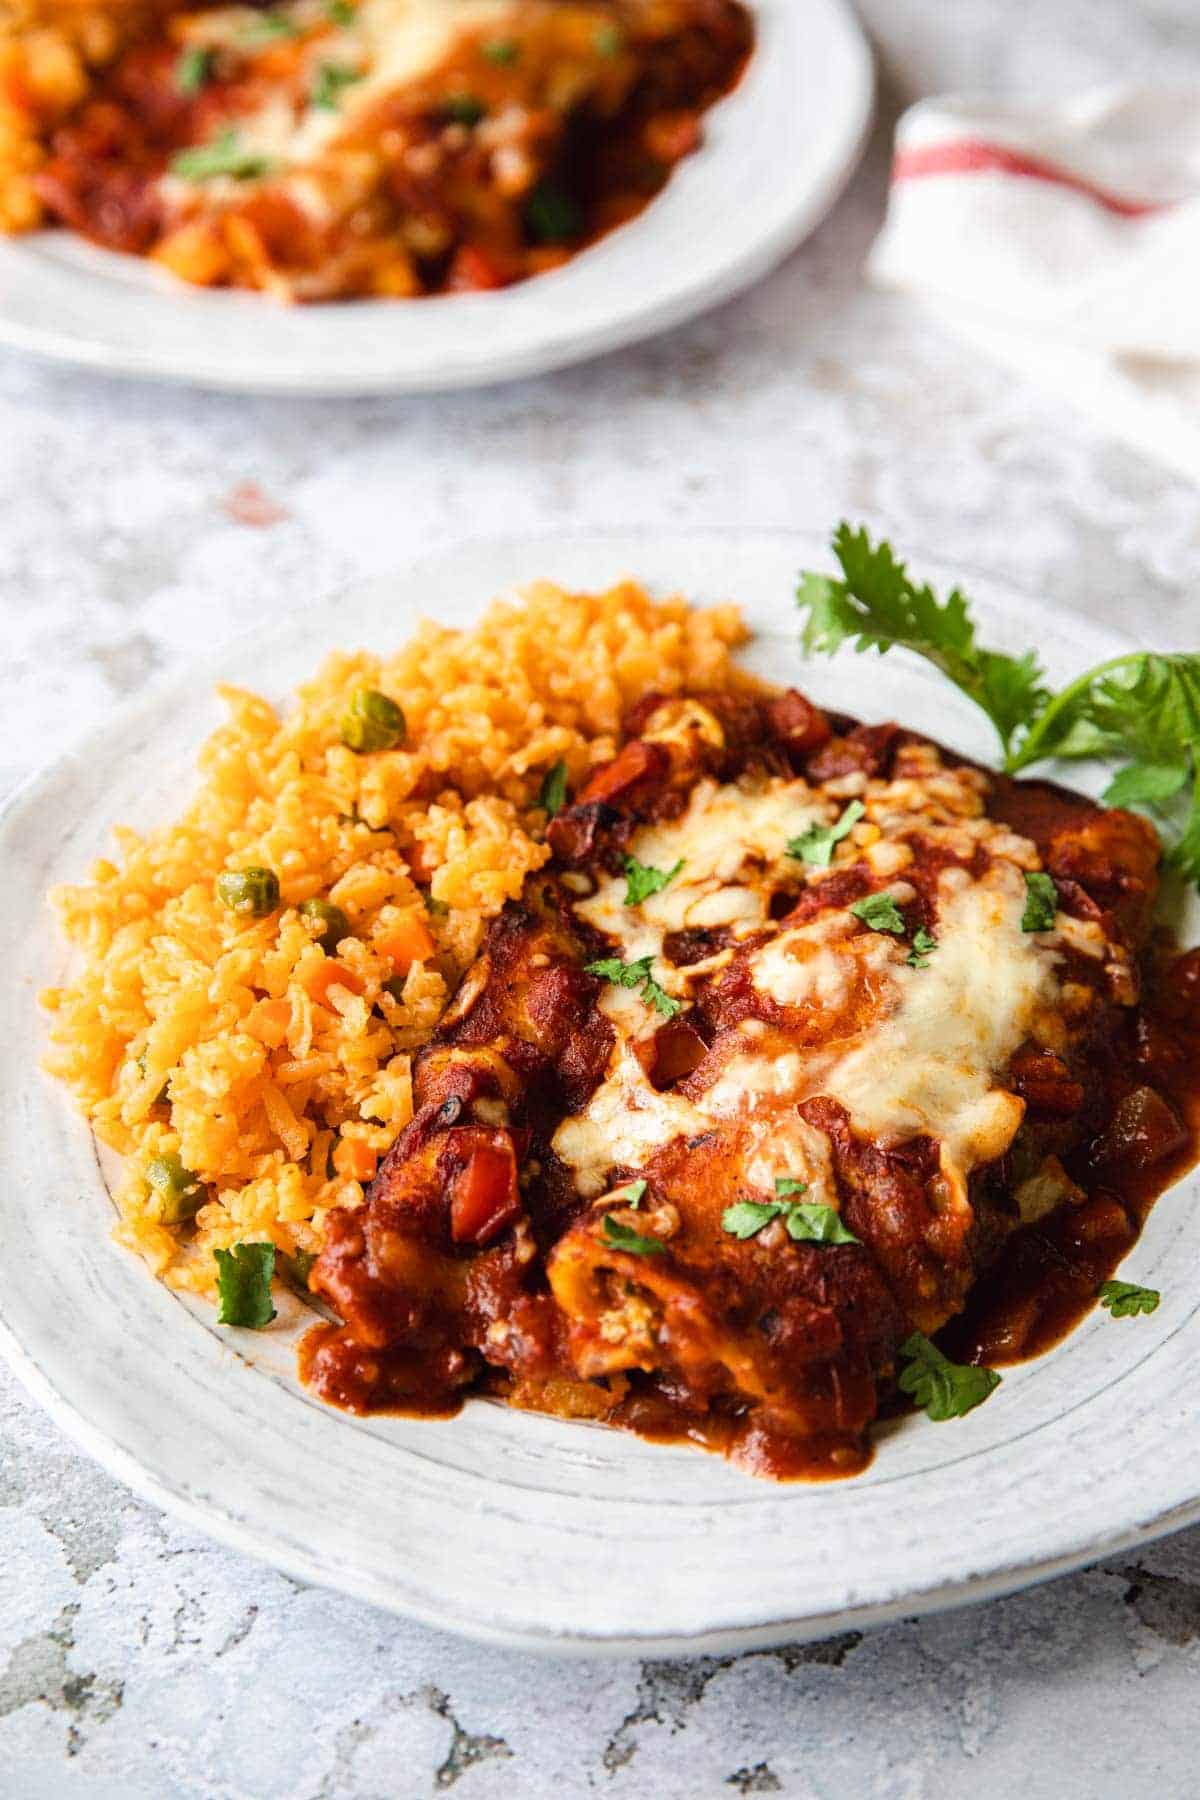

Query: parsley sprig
[898,1332,1000,1421]
[586,954,680,1019]
[798,525,1200,889]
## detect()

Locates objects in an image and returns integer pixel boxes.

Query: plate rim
[0,0,873,395]
[2,524,1198,1658]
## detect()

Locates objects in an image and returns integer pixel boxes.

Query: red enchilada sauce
[299,692,1200,1481]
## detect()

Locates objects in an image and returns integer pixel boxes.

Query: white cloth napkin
[869,88,1200,483]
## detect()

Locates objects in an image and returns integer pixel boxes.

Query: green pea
[443,92,485,126]
[281,1248,316,1290]
[340,689,406,753]
[297,898,350,952]
[525,181,583,244]
[217,866,280,917]
[135,1053,170,1105]
[146,1152,204,1225]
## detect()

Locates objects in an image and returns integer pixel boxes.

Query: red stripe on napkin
[892,140,1163,218]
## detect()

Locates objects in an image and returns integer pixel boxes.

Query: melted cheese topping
[163,0,513,202]
[554,763,1072,1210]
[575,775,830,994]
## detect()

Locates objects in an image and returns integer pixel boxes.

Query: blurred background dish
[0,0,872,392]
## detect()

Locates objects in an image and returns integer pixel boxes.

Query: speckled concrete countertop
[3,4,1200,1795]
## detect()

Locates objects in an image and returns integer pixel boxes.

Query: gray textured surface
[3,3,1200,1794]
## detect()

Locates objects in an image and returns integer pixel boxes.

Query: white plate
[2,529,1197,1657]
[0,1,871,394]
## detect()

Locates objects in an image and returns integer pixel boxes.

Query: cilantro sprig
[1098,1278,1161,1318]
[798,525,1200,889]
[586,954,680,1019]
[898,1333,1000,1421]
[622,855,683,906]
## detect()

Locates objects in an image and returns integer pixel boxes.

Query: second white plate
[0,0,872,394]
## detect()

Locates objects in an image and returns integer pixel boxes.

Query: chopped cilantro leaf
[176,45,213,95]
[1099,1278,1160,1318]
[586,953,654,988]
[602,1215,665,1256]
[622,855,684,906]
[784,1204,859,1245]
[170,129,273,182]
[898,1333,1000,1421]
[539,759,569,816]
[214,1242,277,1328]
[722,1196,857,1245]
[774,1177,808,1198]
[849,891,906,935]
[482,36,519,64]
[610,1179,647,1208]
[585,954,680,1019]
[526,181,583,243]
[325,0,356,21]
[721,1200,782,1239]
[788,799,864,868]
[642,976,681,1019]
[245,9,299,40]
[311,61,362,110]
[1021,872,1059,933]
[907,926,938,969]
[594,23,623,55]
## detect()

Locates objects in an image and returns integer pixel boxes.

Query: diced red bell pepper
[449,1129,521,1247]
[577,739,669,807]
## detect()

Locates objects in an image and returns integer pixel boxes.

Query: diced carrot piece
[305,960,364,1005]
[246,996,291,1048]
[376,915,435,972]
[333,1137,378,1182]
